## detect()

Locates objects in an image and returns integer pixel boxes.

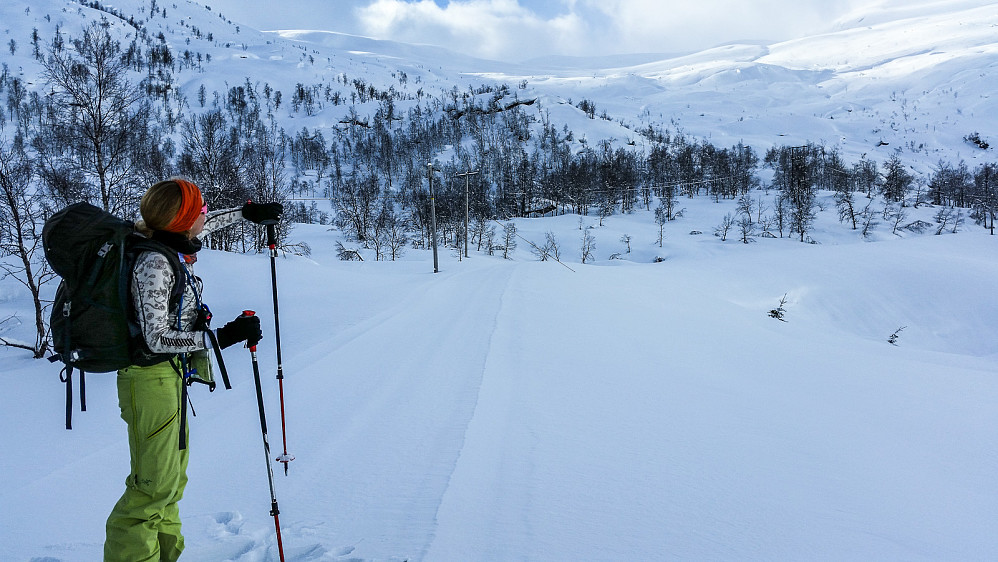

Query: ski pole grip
[240,310,258,351]
[265,222,278,247]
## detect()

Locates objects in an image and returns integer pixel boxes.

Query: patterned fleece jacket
[131,208,243,354]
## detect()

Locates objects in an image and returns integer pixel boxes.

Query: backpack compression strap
[58,366,80,430]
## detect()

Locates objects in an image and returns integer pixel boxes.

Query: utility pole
[455,169,479,258]
[427,162,439,273]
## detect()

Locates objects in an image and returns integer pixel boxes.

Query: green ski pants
[105,360,189,562]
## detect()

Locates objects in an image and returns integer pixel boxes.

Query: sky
[204,0,872,61]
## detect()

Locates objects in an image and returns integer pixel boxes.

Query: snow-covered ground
[2,0,997,559]
[2,194,996,561]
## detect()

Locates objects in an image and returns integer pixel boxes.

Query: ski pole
[263,220,294,475]
[243,310,286,562]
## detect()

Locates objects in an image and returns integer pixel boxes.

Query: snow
[1,0,998,559]
[3,195,997,561]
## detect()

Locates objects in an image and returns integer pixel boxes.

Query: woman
[104,178,281,562]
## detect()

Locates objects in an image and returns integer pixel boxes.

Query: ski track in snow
[425,264,539,560]
[262,261,517,561]
[419,263,519,561]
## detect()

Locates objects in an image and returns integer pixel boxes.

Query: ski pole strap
[170,358,189,451]
[179,379,188,451]
[204,329,231,390]
[186,376,216,392]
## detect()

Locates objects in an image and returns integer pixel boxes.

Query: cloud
[573,0,855,50]
[355,0,584,60]
[354,0,870,61]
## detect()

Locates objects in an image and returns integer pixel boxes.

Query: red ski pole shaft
[265,222,293,475]
[273,512,286,562]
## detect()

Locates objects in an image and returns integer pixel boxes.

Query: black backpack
[43,202,185,429]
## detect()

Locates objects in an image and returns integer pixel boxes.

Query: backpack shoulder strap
[127,237,186,304]
[123,237,188,367]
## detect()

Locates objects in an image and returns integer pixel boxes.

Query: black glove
[215,314,263,349]
[241,201,284,225]
[192,304,213,331]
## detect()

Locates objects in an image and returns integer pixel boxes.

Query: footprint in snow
[210,511,245,537]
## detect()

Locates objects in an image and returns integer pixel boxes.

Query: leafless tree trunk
[42,20,147,214]
[580,229,596,263]
[715,213,735,241]
[0,140,54,357]
[502,221,517,259]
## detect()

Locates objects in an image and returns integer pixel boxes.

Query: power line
[490,220,576,273]
[285,174,748,202]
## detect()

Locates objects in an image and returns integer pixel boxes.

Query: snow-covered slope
[1,1,997,560]
[2,195,997,560]
[477,0,998,169]
[270,0,998,170]
[3,0,995,170]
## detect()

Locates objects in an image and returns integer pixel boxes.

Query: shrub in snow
[769,294,789,322]
[888,326,906,346]
[336,241,363,261]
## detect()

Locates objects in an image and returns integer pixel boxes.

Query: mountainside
[2,2,998,561]
[489,0,998,169]
[2,0,996,172]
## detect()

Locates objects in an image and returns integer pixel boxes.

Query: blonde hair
[135,180,185,236]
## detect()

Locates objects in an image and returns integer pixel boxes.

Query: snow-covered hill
[3,193,997,560]
[2,0,996,170]
[1,1,997,560]
[273,0,998,170]
[478,0,998,170]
